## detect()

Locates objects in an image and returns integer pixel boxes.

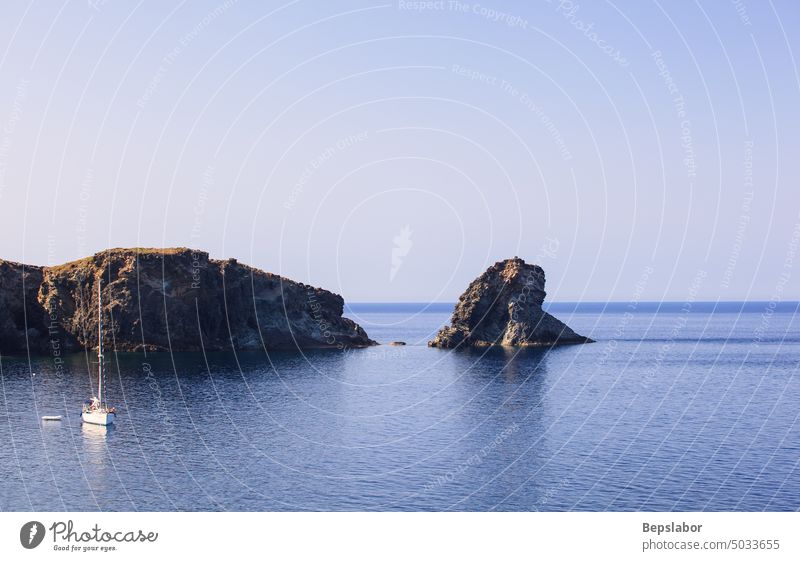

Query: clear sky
[0,1,798,302]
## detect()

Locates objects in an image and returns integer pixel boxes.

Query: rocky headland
[429,257,593,348]
[0,248,376,355]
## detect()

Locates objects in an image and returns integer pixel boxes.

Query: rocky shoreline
[0,250,593,356]
[429,257,593,348]
[0,248,376,355]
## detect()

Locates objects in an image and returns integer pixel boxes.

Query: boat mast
[97,281,103,407]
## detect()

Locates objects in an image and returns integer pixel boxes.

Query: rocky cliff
[429,257,593,348]
[0,259,50,354]
[0,248,375,355]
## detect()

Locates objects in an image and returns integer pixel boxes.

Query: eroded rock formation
[429,257,593,348]
[0,248,375,355]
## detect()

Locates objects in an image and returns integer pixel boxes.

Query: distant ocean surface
[1,302,798,511]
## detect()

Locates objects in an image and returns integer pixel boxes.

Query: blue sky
[0,1,798,302]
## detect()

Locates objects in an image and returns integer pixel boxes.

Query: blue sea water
[0,303,798,511]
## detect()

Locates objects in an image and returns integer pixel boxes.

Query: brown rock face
[0,259,51,355]
[429,257,593,348]
[0,248,375,355]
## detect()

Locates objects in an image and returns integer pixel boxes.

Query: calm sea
[1,302,798,511]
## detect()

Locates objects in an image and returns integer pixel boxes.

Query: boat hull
[81,410,116,426]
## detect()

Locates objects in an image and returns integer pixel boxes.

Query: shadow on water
[107,348,353,380]
[441,345,553,383]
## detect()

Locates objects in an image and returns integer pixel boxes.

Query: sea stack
[0,248,376,355]
[429,257,593,348]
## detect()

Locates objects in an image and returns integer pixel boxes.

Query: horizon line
[347,300,800,304]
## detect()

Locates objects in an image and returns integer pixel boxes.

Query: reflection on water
[81,421,112,439]
[81,421,112,477]
[0,309,798,511]
[446,345,551,382]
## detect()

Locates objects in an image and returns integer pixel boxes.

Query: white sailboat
[82,282,116,426]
